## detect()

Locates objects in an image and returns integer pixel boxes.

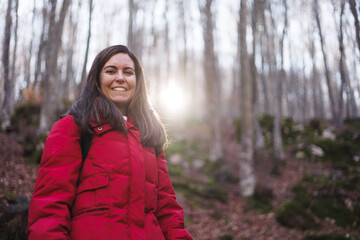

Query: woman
[26,45,193,240]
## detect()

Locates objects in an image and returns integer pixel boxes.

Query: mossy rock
[303,233,359,240]
[313,138,358,167]
[201,158,238,184]
[291,184,312,207]
[165,140,188,158]
[167,162,184,177]
[276,200,320,230]
[218,233,233,240]
[258,114,274,132]
[246,185,274,214]
[172,178,228,203]
[311,195,357,228]
[10,102,41,129]
[281,117,301,145]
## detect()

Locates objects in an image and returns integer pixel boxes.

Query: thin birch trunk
[349,0,360,57]
[199,0,223,161]
[239,0,255,197]
[80,0,93,89]
[339,0,358,119]
[39,0,70,133]
[9,0,19,114]
[33,4,48,91]
[314,0,339,126]
[1,0,13,130]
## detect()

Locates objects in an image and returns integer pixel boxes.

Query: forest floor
[0,132,359,240]
[181,150,359,240]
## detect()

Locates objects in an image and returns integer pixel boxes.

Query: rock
[0,196,29,240]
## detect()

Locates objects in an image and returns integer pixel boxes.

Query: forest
[0,0,360,239]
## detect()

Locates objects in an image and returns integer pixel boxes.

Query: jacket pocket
[72,173,110,218]
[76,173,109,194]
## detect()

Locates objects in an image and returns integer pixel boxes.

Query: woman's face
[100,53,136,115]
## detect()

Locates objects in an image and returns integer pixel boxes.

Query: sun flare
[159,80,187,116]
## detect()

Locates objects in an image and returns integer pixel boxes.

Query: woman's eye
[106,70,115,74]
[124,71,133,75]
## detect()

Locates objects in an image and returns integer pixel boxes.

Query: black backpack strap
[80,129,93,162]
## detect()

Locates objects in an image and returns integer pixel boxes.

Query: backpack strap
[80,129,93,162]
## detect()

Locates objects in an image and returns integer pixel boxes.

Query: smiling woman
[26,45,193,240]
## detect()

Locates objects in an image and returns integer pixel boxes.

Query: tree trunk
[9,0,19,114]
[259,3,271,115]
[309,33,325,119]
[314,0,339,126]
[199,0,223,161]
[33,4,48,91]
[80,0,94,89]
[39,0,70,134]
[24,0,37,90]
[339,0,358,119]
[1,0,13,131]
[251,0,264,149]
[164,0,170,84]
[239,0,255,197]
[272,0,287,173]
[64,6,78,101]
[349,0,360,57]
[127,0,143,60]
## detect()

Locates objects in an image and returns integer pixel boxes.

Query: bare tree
[24,0,37,90]
[80,0,94,89]
[63,2,80,101]
[309,32,326,120]
[251,0,265,150]
[349,0,360,56]
[33,3,49,91]
[259,0,271,115]
[163,0,170,84]
[314,0,339,126]
[9,0,19,113]
[1,0,13,130]
[338,0,358,119]
[178,0,188,79]
[239,0,255,197]
[128,0,143,60]
[199,0,223,161]
[39,0,70,133]
[272,0,287,173]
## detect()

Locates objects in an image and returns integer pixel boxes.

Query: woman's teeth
[112,87,126,91]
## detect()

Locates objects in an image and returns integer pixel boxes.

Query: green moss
[10,102,41,129]
[167,163,184,177]
[233,118,242,141]
[172,178,228,203]
[258,114,274,132]
[201,158,238,184]
[165,140,188,158]
[303,233,359,240]
[311,195,356,228]
[282,117,302,145]
[246,185,274,214]
[312,138,358,167]
[291,184,312,207]
[276,200,320,230]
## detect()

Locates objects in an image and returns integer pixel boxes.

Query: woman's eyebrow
[103,65,117,69]
[124,66,135,71]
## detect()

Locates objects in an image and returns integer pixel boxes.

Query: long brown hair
[68,45,167,153]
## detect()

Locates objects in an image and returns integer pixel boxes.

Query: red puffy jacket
[26,115,193,240]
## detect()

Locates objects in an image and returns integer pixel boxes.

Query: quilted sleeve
[26,115,82,240]
[155,152,193,240]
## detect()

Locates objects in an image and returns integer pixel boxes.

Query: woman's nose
[116,71,125,81]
